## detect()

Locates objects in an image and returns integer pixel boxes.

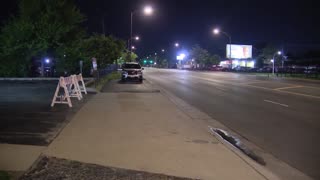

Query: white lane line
[274,86,304,90]
[264,100,289,108]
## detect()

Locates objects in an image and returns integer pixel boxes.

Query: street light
[175,43,179,47]
[213,28,232,69]
[130,6,153,52]
[131,46,135,50]
[45,58,50,64]
[161,49,165,52]
[127,36,140,49]
[144,6,153,15]
[272,51,282,75]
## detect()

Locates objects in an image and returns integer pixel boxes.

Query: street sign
[92,58,97,70]
[79,60,83,74]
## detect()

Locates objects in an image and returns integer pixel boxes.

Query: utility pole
[102,14,105,36]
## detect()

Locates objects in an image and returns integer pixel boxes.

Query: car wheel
[139,79,143,83]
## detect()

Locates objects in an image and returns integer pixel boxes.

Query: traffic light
[150,61,153,63]
[143,60,147,64]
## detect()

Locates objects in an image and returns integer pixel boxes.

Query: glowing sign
[226,44,252,59]
[177,53,186,60]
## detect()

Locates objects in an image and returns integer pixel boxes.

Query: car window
[123,64,141,69]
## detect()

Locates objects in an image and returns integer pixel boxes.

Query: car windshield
[123,64,141,69]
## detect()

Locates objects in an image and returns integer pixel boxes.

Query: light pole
[213,28,232,69]
[130,6,153,52]
[272,51,282,75]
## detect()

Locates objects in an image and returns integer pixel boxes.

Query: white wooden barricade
[76,73,87,94]
[51,75,83,108]
[70,75,83,100]
[51,77,73,107]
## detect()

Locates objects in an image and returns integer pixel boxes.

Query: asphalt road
[0,81,91,146]
[144,68,320,180]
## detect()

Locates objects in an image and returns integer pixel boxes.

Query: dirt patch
[21,156,199,180]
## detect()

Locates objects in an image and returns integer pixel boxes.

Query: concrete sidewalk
[43,90,277,179]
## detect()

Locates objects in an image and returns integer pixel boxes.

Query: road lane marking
[275,90,320,99]
[243,84,320,99]
[264,100,289,107]
[151,70,320,100]
[274,86,304,90]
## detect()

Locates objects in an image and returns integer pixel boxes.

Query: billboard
[226,44,252,59]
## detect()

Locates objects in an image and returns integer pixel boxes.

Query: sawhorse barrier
[76,73,87,95]
[51,74,87,108]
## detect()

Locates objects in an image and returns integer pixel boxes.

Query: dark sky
[1,0,319,57]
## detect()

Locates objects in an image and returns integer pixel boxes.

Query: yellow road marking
[275,90,320,99]
[274,86,304,90]
[184,74,320,99]
[244,84,320,99]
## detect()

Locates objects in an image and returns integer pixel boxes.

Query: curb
[0,77,94,81]
[145,77,313,180]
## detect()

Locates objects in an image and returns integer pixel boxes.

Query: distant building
[220,59,255,69]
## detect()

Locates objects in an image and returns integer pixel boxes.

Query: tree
[205,54,221,66]
[78,35,125,72]
[189,44,211,68]
[0,0,86,77]
[117,51,138,65]
[159,58,168,68]
[256,44,284,68]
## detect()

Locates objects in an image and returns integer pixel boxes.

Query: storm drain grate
[209,127,266,166]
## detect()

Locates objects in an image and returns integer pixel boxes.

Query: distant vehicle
[257,67,272,73]
[248,67,258,72]
[233,66,252,72]
[210,65,223,71]
[304,66,319,74]
[121,62,144,83]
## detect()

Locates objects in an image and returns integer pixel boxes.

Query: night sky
[1,0,319,57]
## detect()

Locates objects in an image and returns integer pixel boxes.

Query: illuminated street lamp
[213,28,232,68]
[131,46,136,50]
[127,36,140,49]
[45,58,50,64]
[144,6,153,15]
[130,6,154,52]
[175,43,179,47]
[162,49,165,52]
[272,51,282,75]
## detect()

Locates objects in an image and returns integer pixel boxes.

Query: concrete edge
[0,77,94,81]
[145,78,314,180]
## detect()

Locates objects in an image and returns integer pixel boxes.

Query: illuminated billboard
[226,44,252,59]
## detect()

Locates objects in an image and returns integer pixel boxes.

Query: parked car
[233,66,252,72]
[257,67,272,73]
[210,65,223,71]
[121,62,144,83]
